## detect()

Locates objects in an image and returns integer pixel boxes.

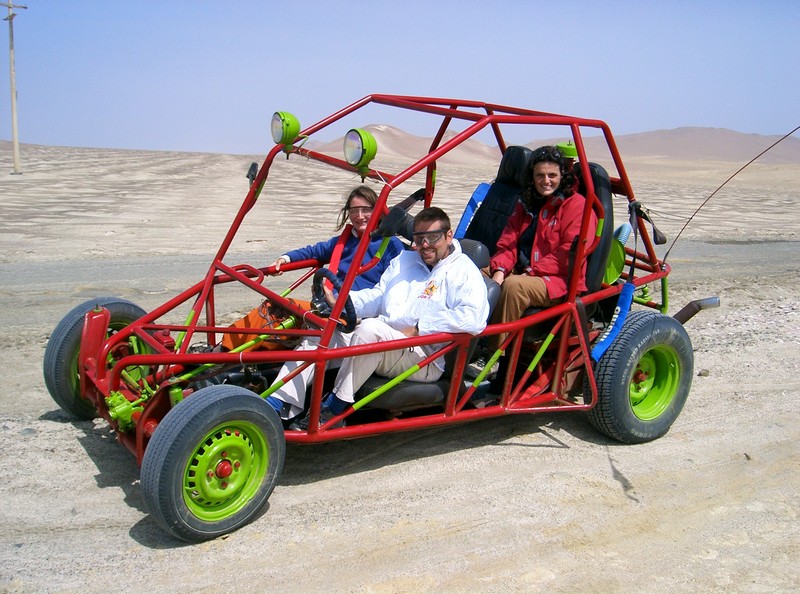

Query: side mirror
[246,162,258,187]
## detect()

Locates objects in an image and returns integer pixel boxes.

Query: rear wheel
[43,297,147,419]
[140,385,285,542]
[587,310,693,444]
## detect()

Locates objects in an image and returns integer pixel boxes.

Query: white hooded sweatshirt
[352,238,490,371]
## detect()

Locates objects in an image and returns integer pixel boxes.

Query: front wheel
[140,385,285,542]
[43,297,147,419]
[586,310,694,444]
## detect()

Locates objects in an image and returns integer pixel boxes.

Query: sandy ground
[0,142,799,593]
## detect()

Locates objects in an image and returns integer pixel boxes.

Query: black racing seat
[579,162,614,295]
[354,238,499,411]
[462,145,533,255]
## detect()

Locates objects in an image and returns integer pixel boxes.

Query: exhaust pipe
[673,297,720,324]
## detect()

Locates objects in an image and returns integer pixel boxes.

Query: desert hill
[309,124,499,165]
[311,125,800,166]
[580,127,800,164]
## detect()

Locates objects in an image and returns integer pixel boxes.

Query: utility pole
[2,2,26,175]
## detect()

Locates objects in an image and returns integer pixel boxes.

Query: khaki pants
[334,318,443,402]
[271,318,442,417]
[484,269,554,350]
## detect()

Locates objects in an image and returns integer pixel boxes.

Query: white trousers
[271,318,443,418]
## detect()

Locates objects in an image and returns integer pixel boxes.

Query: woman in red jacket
[488,145,596,347]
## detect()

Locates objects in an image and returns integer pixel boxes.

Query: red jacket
[490,192,596,299]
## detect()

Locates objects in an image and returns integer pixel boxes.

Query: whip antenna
[663,124,800,263]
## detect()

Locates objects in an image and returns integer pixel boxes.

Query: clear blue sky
[1,0,798,154]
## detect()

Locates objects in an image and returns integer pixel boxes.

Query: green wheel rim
[629,345,681,421]
[182,421,270,521]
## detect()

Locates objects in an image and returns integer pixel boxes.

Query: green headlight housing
[271,112,301,146]
[557,140,578,160]
[343,128,377,171]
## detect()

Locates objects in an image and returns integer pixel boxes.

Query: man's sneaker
[288,403,345,431]
[465,357,499,380]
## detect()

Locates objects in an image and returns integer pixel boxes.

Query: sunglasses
[412,228,449,246]
[348,207,374,216]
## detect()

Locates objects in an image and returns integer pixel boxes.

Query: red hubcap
[215,460,233,479]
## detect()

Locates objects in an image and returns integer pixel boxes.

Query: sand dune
[604,127,800,164]
[306,125,800,165]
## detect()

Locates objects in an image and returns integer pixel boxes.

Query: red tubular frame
[76,94,669,458]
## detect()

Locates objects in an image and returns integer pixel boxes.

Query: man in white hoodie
[266,206,490,428]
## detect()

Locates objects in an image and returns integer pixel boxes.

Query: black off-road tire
[587,310,694,444]
[140,385,285,542]
[43,297,147,419]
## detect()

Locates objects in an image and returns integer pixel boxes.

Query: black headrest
[370,207,415,243]
[398,212,415,242]
[495,145,533,188]
[577,162,614,294]
[458,238,491,269]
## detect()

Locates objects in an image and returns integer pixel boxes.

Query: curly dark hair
[335,185,379,231]
[523,145,576,208]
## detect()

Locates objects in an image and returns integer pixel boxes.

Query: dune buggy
[43,94,718,542]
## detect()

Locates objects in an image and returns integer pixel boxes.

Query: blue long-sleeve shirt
[284,232,404,291]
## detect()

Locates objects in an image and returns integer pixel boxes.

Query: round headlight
[343,128,377,169]
[271,112,301,145]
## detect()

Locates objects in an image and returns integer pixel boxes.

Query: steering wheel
[311,268,357,333]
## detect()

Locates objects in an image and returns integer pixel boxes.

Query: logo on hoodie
[419,280,439,299]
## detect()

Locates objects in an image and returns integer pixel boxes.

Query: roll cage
[76,94,673,460]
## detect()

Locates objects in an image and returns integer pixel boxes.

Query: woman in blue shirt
[269,185,404,290]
